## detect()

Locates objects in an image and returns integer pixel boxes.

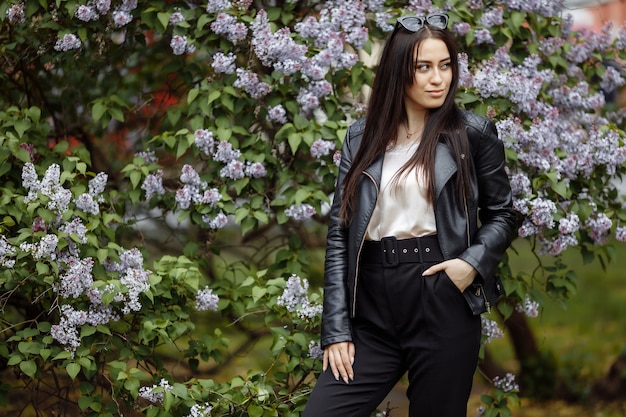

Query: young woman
[302,13,518,417]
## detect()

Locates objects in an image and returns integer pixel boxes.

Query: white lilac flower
[285,203,316,221]
[59,218,88,243]
[0,236,16,268]
[142,170,166,200]
[245,162,266,178]
[58,257,94,299]
[204,212,229,229]
[308,340,324,360]
[135,150,158,164]
[180,164,205,186]
[187,402,213,417]
[213,141,241,163]
[233,68,271,99]
[266,105,287,124]
[206,0,231,13]
[54,34,82,51]
[95,0,111,14]
[277,275,322,320]
[50,305,89,356]
[195,286,219,311]
[75,193,99,215]
[211,52,236,74]
[481,317,504,344]
[194,129,215,155]
[587,213,612,244]
[201,188,221,206]
[112,9,133,27]
[75,5,98,22]
[310,139,335,158]
[616,226,626,242]
[139,379,173,405]
[220,159,245,180]
[515,295,539,317]
[210,13,248,43]
[493,373,520,392]
[171,35,189,55]
[89,172,108,199]
[333,150,342,167]
[558,213,580,234]
[6,3,26,23]
[169,11,185,25]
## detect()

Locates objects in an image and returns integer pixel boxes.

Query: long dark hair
[338,23,472,223]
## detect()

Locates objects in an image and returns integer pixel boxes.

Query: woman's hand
[323,341,355,384]
[422,258,477,292]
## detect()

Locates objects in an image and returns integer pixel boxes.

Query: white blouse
[365,141,437,240]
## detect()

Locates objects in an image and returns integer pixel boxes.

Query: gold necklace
[405,124,422,140]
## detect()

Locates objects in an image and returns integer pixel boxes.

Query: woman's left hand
[422,258,477,292]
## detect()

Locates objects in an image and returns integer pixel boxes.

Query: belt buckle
[381,236,399,267]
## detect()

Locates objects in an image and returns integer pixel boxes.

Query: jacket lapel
[434,142,457,198]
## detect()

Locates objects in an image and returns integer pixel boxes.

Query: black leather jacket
[321,111,518,349]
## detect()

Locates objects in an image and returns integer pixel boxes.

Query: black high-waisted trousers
[302,236,481,417]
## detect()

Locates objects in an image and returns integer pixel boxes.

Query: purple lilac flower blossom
[481,316,504,344]
[266,105,288,124]
[194,129,215,155]
[333,150,342,167]
[310,139,336,158]
[453,22,471,37]
[515,295,539,317]
[474,29,494,45]
[277,274,323,320]
[233,68,271,98]
[201,188,222,206]
[135,150,158,163]
[211,13,248,43]
[75,193,99,215]
[285,203,316,221]
[502,0,563,17]
[54,34,82,51]
[0,236,16,268]
[142,170,166,200]
[211,52,236,74]
[206,0,231,13]
[96,0,111,14]
[6,3,26,23]
[204,212,229,229]
[587,213,612,244]
[139,379,173,405]
[169,10,184,25]
[558,213,580,234]
[479,8,504,28]
[187,403,214,417]
[195,286,220,311]
[615,226,626,242]
[220,159,245,180]
[251,10,307,75]
[213,141,241,162]
[308,340,324,360]
[493,373,520,392]
[245,162,267,178]
[58,256,94,299]
[75,5,98,22]
[59,218,88,243]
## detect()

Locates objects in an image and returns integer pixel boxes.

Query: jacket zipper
[352,171,379,317]
[464,192,490,313]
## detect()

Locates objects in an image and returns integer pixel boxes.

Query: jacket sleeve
[458,115,517,283]
[320,125,355,349]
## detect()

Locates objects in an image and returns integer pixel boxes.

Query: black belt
[361,235,443,267]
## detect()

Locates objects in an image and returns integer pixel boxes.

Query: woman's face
[404,37,452,112]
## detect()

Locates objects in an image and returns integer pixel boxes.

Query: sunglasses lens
[426,14,448,29]
[399,16,423,32]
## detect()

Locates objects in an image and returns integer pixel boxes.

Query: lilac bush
[1,0,625,415]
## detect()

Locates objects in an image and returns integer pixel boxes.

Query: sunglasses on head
[396,13,449,31]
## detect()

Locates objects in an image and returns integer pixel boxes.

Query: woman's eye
[417,65,429,71]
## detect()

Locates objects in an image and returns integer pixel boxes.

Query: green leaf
[66,362,81,380]
[247,404,264,417]
[20,360,37,378]
[288,132,301,154]
[92,102,106,121]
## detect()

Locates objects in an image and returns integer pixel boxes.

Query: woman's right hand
[323,341,355,384]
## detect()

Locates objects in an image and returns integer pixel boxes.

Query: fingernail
[350,356,355,365]
[334,373,339,381]
[349,374,354,381]
[343,377,349,384]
